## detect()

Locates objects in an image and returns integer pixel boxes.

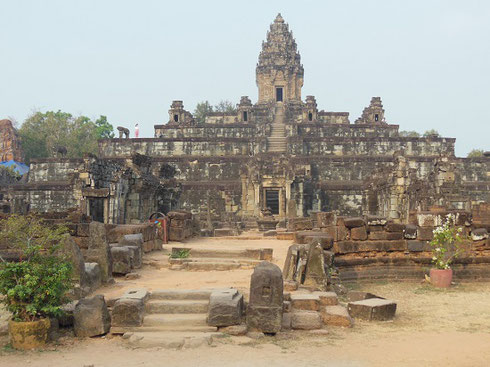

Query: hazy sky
[1,0,489,156]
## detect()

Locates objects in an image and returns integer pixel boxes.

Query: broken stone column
[246,261,283,334]
[86,221,113,283]
[303,242,328,291]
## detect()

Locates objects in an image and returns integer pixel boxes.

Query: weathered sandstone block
[291,311,322,330]
[74,295,111,337]
[208,289,244,327]
[111,298,144,327]
[290,293,320,311]
[321,305,353,327]
[348,298,397,321]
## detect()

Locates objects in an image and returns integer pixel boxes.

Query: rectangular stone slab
[347,298,397,321]
[290,293,320,311]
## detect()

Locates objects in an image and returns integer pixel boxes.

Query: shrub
[0,215,72,321]
[430,214,463,270]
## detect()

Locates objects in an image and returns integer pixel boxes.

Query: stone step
[125,331,220,349]
[145,299,209,314]
[169,257,262,265]
[150,289,213,300]
[170,247,271,260]
[112,325,218,334]
[184,261,243,271]
[143,313,208,327]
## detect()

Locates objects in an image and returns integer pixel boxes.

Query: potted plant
[0,215,72,350]
[429,214,463,288]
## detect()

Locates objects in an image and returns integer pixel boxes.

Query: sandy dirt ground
[2,236,490,366]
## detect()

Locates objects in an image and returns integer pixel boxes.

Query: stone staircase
[169,247,273,271]
[267,105,287,153]
[117,289,220,349]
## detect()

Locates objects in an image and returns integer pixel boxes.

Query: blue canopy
[0,160,29,175]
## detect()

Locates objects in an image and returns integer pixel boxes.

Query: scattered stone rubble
[287,208,490,282]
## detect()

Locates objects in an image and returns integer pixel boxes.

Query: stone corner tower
[256,13,304,105]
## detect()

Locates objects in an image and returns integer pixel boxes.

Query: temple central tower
[256,14,304,104]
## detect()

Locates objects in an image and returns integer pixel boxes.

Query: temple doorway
[275,87,283,102]
[265,189,280,215]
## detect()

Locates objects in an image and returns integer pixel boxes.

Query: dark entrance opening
[265,189,279,215]
[308,112,313,121]
[275,87,283,102]
[89,198,104,222]
[243,111,248,122]
[174,114,179,122]
[374,114,379,122]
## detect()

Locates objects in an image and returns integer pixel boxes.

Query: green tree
[18,110,101,162]
[399,130,420,137]
[193,101,214,124]
[193,100,238,124]
[423,129,440,137]
[94,115,114,139]
[214,100,237,113]
[467,149,484,158]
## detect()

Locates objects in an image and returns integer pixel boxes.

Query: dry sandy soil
[2,236,490,366]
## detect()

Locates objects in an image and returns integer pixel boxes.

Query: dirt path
[2,237,490,366]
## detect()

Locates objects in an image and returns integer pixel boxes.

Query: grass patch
[169,249,191,259]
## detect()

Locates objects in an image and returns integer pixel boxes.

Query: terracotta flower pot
[9,318,50,350]
[430,268,453,288]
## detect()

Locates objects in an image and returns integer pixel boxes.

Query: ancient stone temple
[0,119,23,162]
[1,14,489,226]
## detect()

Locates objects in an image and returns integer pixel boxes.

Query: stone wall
[290,136,455,156]
[294,210,490,282]
[98,138,254,158]
[3,154,181,224]
[29,158,84,182]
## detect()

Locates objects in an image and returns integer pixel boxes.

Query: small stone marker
[247,261,283,334]
[348,298,397,321]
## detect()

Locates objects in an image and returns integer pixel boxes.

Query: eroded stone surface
[348,298,397,321]
[74,295,111,337]
[247,262,283,333]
